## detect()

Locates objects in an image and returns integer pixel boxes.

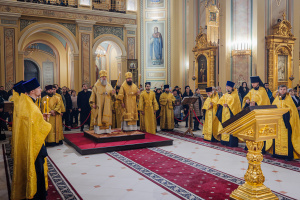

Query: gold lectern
[219,106,289,200]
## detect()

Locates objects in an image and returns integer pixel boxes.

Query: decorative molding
[146,71,166,79]
[58,22,76,36]
[79,26,92,32]
[0,1,136,25]
[167,0,171,84]
[140,0,144,85]
[20,19,38,31]
[81,34,90,86]
[127,37,135,59]
[145,11,166,19]
[94,25,123,40]
[4,28,15,90]
[127,30,136,35]
[124,24,137,30]
[1,19,16,25]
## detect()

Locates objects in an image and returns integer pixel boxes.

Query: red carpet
[165,130,300,169]
[47,178,62,199]
[64,132,170,149]
[108,148,293,200]
[109,148,238,199]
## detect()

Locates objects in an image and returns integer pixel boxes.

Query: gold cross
[282,12,286,20]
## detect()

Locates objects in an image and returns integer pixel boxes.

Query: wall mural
[146,21,165,68]
[4,28,15,90]
[81,34,90,86]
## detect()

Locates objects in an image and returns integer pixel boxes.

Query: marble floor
[1,123,300,200]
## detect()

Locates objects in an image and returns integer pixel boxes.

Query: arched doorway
[93,36,127,88]
[24,60,40,82]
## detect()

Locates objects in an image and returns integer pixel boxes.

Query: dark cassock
[77,88,92,131]
[266,90,300,160]
[159,85,175,131]
[216,81,242,147]
[112,86,122,129]
[11,78,51,200]
[202,87,220,142]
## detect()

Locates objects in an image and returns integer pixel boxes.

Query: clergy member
[242,76,270,108]
[112,85,122,128]
[42,85,64,146]
[138,82,159,134]
[159,85,176,131]
[216,81,242,147]
[12,78,51,200]
[89,70,114,134]
[202,87,219,142]
[266,85,300,160]
[117,72,139,131]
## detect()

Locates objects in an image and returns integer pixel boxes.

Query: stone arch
[93,34,126,57]
[18,22,78,54]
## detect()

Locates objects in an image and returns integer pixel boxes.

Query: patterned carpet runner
[108,147,294,200]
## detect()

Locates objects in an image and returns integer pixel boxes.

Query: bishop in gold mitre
[216,81,241,147]
[12,78,51,200]
[242,76,270,108]
[138,82,159,134]
[202,87,220,142]
[266,85,300,160]
[159,84,175,131]
[89,70,115,134]
[112,85,122,128]
[41,85,64,146]
[117,72,139,131]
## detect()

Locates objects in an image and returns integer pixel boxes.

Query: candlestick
[43,101,46,114]
[138,74,141,88]
[46,96,49,113]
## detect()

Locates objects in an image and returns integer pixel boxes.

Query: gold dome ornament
[289,75,294,81]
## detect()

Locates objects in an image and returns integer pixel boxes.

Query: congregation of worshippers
[1,70,300,199]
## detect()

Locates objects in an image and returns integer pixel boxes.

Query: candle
[46,96,49,113]
[138,74,141,88]
[43,101,46,114]
[116,71,121,87]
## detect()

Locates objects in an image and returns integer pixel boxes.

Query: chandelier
[96,49,106,58]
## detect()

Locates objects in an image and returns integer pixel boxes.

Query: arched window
[24,60,39,82]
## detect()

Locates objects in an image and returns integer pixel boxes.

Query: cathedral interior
[0,0,300,200]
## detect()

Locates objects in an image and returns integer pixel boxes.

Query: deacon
[266,85,300,160]
[12,78,51,200]
[202,87,219,142]
[10,81,25,158]
[117,72,139,131]
[216,81,241,147]
[138,82,159,134]
[112,85,122,128]
[42,85,64,146]
[53,85,66,114]
[242,76,270,108]
[159,85,176,131]
[89,70,114,134]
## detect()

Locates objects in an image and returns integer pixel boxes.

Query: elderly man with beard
[41,85,64,146]
[216,81,241,147]
[159,85,176,131]
[266,85,300,161]
[117,72,140,131]
[138,82,159,134]
[89,70,115,134]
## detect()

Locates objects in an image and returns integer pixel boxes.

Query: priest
[12,78,51,200]
[202,87,219,142]
[117,72,139,131]
[242,76,270,108]
[216,81,241,147]
[42,85,64,146]
[112,85,122,129]
[89,70,114,134]
[138,82,159,134]
[266,85,300,160]
[159,85,175,131]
